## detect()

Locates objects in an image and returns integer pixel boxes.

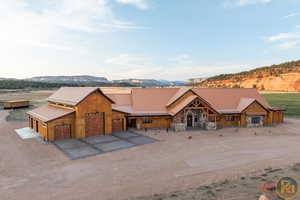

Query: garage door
[54,124,71,140]
[112,118,123,132]
[85,112,104,137]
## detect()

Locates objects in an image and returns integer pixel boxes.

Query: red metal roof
[107,88,274,116]
[47,87,114,106]
[27,105,74,122]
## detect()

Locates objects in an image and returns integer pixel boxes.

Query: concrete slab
[15,127,39,139]
[126,136,157,145]
[54,139,88,150]
[94,140,136,152]
[82,135,119,144]
[112,131,138,139]
[52,132,157,159]
[62,146,102,160]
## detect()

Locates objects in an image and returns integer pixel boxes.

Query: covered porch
[171,98,218,131]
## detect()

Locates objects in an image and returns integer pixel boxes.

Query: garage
[112,118,123,132]
[85,112,105,137]
[54,124,71,140]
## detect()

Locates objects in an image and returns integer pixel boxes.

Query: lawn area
[263,93,300,117]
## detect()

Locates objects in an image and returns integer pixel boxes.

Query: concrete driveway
[53,131,157,160]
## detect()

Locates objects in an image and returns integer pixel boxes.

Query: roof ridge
[47,87,114,106]
[166,88,191,107]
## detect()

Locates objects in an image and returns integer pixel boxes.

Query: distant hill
[0,79,78,89]
[113,79,185,87]
[25,76,185,87]
[198,60,300,92]
[0,79,134,89]
[27,75,109,83]
[0,76,186,89]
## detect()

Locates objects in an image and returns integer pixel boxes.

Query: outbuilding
[4,100,29,109]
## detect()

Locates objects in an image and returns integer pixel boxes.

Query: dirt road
[1,117,300,200]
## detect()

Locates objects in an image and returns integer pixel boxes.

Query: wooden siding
[47,113,75,141]
[130,116,172,129]
[267,111,274,126]
[217,115,240,127]
[74,91,113,138]
[112,110,127,131]
[272,110,284,124]
[4,101,29,109]
[28,115,47,139]
[241,101,268,127]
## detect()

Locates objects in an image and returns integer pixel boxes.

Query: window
[143,118,152,124]
[251,116,261,124]
[194,115,198,122]
[225,116,235,121]
[181,117,184,123]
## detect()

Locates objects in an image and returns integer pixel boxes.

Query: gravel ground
[0,116,300,200]
[0,90,51,121]
[129,164,300,200]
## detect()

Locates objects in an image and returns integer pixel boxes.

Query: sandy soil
[1,117,300,200]
[130,164,300,200]
[0,90,54,103]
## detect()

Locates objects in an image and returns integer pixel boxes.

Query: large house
[27,87,284,141]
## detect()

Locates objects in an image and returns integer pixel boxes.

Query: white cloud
[0,0,144,52]
[104,54,254,80]
[115,0,149,9]
[106,54,150,66]
[266,33,299,41]
[224,0,272,7]
[278,40,300,50]
[265,28,300,50]
[284,12,300,18]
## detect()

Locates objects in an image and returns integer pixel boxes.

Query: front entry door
[187,115,193,127]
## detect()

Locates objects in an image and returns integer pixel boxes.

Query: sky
[1,0,300,81]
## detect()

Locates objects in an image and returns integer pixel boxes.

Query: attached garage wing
[112,118,123,132]
[54,124,71,140]
[85,112,105,137]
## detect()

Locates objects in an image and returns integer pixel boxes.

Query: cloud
[284,12,300,18]
[224,0,272,7]
[105,54,254,80]
[266,33,299,41]
[278,40,300,50]
[115,0,149,9]
[105,54,150,66]
[0,0,144,53]
[265,27,300,50]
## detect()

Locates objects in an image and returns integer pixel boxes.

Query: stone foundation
[172,123,186,132]
[206,122,217,130]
